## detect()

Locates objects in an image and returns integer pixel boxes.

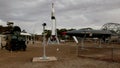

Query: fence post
[111,47,114,62]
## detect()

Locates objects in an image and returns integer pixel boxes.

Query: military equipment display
[47,3,59,44]
[66,28,112,39]
[65,28,112,43]
[4,26,26,51]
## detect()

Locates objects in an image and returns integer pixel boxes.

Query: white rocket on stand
[47,3,59,44]
[51,3,56,36]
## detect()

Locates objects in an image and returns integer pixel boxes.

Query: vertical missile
[47,2,59,44]
[51,3,56,36]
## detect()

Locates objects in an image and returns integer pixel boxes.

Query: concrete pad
[32,56,57,62]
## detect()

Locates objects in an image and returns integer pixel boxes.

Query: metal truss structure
[101,23,120,35]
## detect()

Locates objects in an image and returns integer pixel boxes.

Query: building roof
[0,26,13,34]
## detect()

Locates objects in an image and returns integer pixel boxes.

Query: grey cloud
[56,0,120,14]
[55,0,120,29]
[0,0,120,34]
[0,0,51,21]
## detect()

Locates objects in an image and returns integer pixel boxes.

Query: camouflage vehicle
[3,26,26,51]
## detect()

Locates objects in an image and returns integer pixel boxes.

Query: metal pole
[111,47,114,62]
[81,38,84,49]
[99,39,102,48]
[42,23,47,59]
[0,36,1,48]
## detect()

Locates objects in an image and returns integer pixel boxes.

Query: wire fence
[77,46,120,62]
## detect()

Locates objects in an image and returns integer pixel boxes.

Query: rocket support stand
[47,36,59,44]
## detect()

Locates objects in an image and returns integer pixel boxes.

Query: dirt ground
[0,41,120,68]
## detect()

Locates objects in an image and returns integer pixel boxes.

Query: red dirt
[0,41,120,68]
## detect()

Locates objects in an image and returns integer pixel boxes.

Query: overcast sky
[0,0,120,34]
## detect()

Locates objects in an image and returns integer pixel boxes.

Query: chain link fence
[77,46,120,62]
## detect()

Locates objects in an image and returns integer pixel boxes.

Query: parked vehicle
[3,26,27,51]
